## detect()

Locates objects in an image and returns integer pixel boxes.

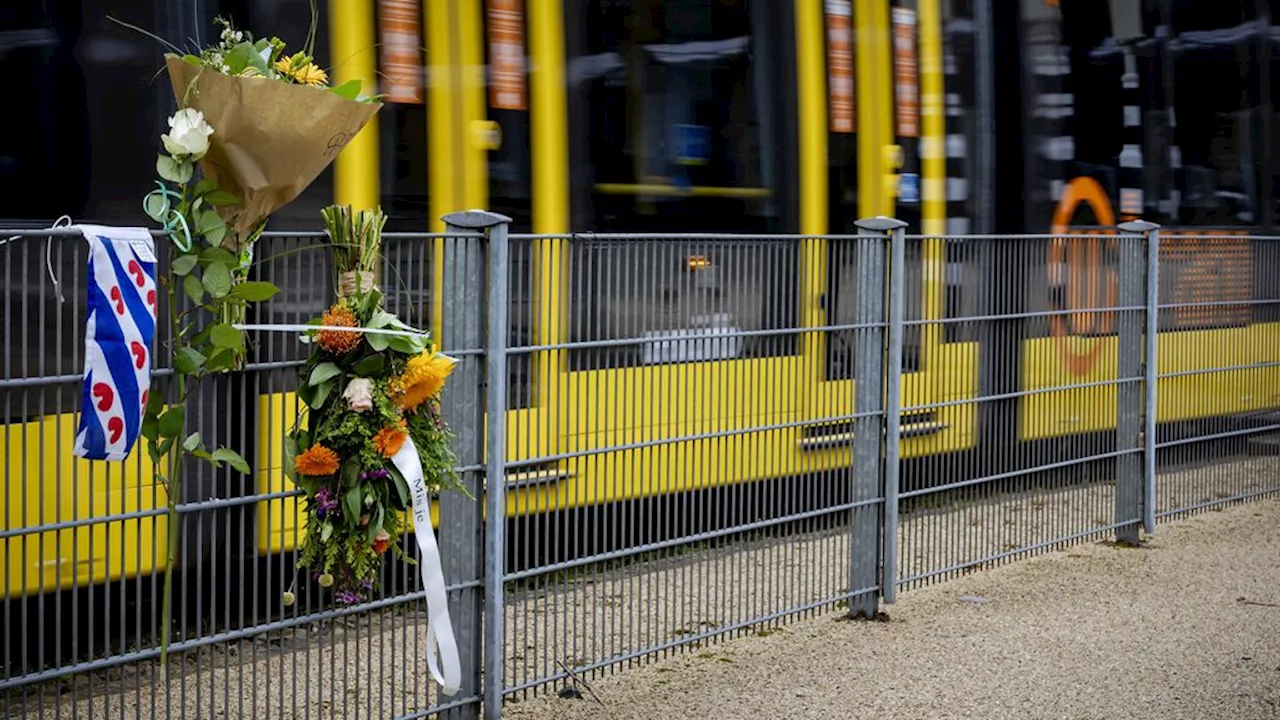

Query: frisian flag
[72,225,158,462]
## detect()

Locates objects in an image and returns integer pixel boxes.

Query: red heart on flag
[93,383,114,411]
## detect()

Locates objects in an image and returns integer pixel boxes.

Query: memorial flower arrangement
[283,205,463,604]
[133,13,381,671]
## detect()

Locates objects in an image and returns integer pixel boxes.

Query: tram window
[1170,2,1262,227]
[481,1,533,231]
[562,0,797,233]
[568,239,799,371]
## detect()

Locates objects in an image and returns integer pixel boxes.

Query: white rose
[342,377,374,412]
[161,108,214,161]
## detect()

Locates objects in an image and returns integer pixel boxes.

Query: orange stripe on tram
[1049,176,1116,376]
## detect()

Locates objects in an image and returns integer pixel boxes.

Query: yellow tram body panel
[1,412,168,597]
[1020,323,1280,441]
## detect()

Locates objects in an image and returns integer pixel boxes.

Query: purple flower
[313,488,340,519]
[359,578,374,591]
[335,591,362,605]
[360,468,391,482]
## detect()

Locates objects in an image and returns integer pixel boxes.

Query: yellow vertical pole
[528,0,567,440]
[795,0,829,398]
[917,0,946,371]
[458,0,489,210]
[426,0,456,339]
[854,0,887,217]
[329,0,380,211]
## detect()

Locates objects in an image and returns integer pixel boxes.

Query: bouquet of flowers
[147,16,381,333]
[284,205,463,604]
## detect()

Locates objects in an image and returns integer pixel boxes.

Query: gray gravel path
[504,497,1280,720]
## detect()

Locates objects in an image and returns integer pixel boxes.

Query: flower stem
[158,267,189,677]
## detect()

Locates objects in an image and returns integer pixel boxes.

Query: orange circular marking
[1048,177,1116,376]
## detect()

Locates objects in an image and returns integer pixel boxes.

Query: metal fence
[3,214,1279,719]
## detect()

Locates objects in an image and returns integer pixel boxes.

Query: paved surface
[505,497,1280,720]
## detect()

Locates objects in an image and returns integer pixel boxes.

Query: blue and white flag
[72,225,158,461]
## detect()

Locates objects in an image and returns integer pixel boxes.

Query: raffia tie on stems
[337,270,376,297]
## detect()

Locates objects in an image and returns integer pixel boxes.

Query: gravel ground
[504,495,1280,720]
[9,457,1280,719]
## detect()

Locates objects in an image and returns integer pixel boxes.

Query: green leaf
[309,362,342,387]
[182,53,202,66]
[158,407,185,439]
[345,485,363,523]
[203,190,242,207]
[367,310,396,329]
[351,354,386,376]
[368,332,390,352]
[320,523,333,542]
[311,380,334,409]
[173,347,207,374]
[200,247,238,267]
[328,78,362,100]
[387,464,410,511]
[283,436,298,482]
[197,209,224,234]
[228,281,279,302]
[146,438,162,464]
[143,193,170,223]
[202,262,233,298]
[141,415,159,443]
[388,333,424,356]
[204,348,239,373]
[342,458,361,488]
[193,177,217,196]
[211,448,251,474]
[171,254,199,276]
[147,390,165,415]
[224,41,263,75]
[209,323,242,349]
[156,155,192,184]
[367,504,385,542]
[183,273,205,303]
[205,223,227,247]
[182,432,202,452]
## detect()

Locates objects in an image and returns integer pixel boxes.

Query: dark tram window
[567,238,799,371]
[563,0,797,233]
[1170,1,1262,227]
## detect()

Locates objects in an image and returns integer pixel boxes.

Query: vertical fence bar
[882,220,908,604]
[1115,220,1155,544]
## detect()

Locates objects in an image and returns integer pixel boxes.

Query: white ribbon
[390,436,462,696]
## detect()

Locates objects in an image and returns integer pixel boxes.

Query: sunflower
[274,52,329,87]
[295,444,340,476]
[393,352,456,412]
[372,422,408,458]
[316,303,362,355]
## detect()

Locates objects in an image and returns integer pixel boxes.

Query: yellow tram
[4,0,1279,595]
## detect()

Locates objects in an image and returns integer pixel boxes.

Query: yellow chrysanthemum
[274,53,328,87]
[394,352,456,411]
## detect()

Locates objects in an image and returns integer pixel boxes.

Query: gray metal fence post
[849,217,905,615]
[1120,220,1161,534]
[1115,220,1156,545]
[440,210,512,720]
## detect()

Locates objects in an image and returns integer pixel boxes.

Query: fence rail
[3,215,1279,719]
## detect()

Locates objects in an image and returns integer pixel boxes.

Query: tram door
[814,0,950,453]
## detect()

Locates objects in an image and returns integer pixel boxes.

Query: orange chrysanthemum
[294,444,340,476]
[372,422,408,458]
[393,352,456,411]
[316,303,362,355]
